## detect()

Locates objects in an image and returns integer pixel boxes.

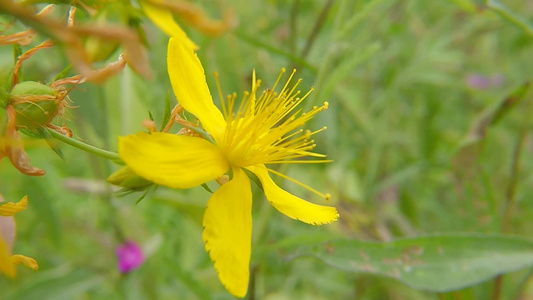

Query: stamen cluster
[217,69,329,168]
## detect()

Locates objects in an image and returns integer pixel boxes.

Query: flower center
[214,69,329,168]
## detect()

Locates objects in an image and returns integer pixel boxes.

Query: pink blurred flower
[116,240,144,273]
[466,74,504,90]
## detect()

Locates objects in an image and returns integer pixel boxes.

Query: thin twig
[47,128,121,161]
[300,0,335,59]
[492,87,533,300]
[289,0,299,54]
[234,30,317,73]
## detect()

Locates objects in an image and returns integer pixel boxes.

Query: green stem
[47,128,121,162]
[300,0,335,60]
[233,30,317,73]
[492,86,533,300]
[289,0,299,54]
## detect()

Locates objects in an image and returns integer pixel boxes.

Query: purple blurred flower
[466,74,504,90]
[116,240,144,273]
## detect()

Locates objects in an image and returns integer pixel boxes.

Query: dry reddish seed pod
[1,105,46,176]
[8,81,66,131]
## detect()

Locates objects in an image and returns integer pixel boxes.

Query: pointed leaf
[39,127,64,160]
[294,233,533,292]
[487,0,533,36]
[52,65,72,82]
[160,91,171,132]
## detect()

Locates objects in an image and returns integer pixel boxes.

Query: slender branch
[500,99,532,232]
[492,275,504,300]
[300,0,335,59]
[289,0,299,54]
[234,30,317,73]
[47,128,121,161]
[492,87,533,300]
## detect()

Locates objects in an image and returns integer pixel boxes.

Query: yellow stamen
[216,69,329,168]
[267,160,333,164]
[267,168,330,201]
[213,71,227,119]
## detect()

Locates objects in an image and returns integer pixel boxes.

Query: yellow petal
[0,237,15,278]
[202,167,252,297]
[0,195,28,216]
[248,165,339,225]
[141,0,199,50]
[118,132,229,189]
[167,37,226,142]
[11,254,38,270]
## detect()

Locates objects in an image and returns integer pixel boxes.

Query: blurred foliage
[1,0,533,299]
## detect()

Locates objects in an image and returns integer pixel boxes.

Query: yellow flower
[0,195,39,278]
[118,37,339,297]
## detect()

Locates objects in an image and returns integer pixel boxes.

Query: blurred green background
[1,0,533,299]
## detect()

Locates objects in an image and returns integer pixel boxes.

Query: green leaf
[42,128,65,160]
[135,185,154,204]
[201,183,213,193]
[338,0,387,39]
[0,85,10,109]
[487,0,533,36]
[5,267,103,300]
[160,90,171,132]
[492,82,531,125]
[293,233,533,292]
[12,44,21,85]
[243,167,263,192]
[446,0,478,13]
[453,82,531,154]
[21,127,65,160]
[13,43,22,62]
[52,65,72,82]
[321,42,381,101]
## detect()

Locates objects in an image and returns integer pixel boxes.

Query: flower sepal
[108,166,153,191]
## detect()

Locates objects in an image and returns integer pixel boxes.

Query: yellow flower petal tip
[202,168,251,298]
[11,254,39,270]
[248,165,339,225]
[167,37,225,140]
[0,195,28,216]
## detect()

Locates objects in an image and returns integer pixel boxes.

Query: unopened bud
[108,166,152,190]
[10,81,64,131]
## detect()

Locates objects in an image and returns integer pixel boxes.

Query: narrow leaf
[487,0,533,36]
[13,44,22,62]
[135,185,153,204]
[201,183,213,193]
[160,91,171,132]
[52,65,72,82]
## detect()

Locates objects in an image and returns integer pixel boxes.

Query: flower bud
[9,81,64,131]
[108,166,152,190]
